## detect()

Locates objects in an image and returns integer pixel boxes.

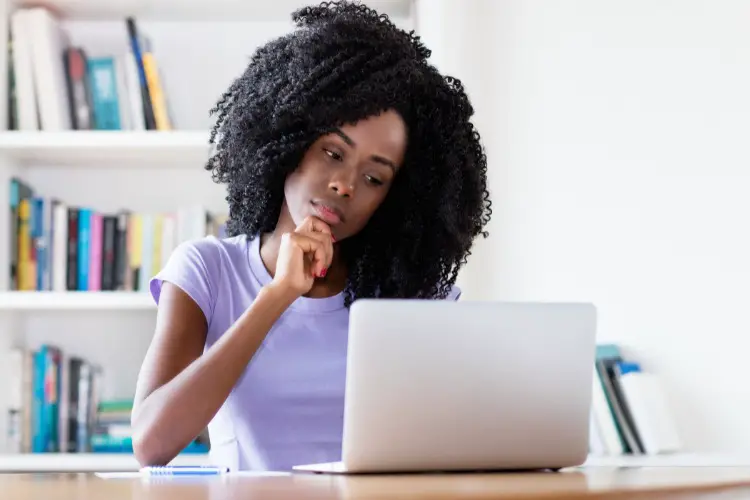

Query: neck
[259,208,347,299]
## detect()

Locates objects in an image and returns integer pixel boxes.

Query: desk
[3,467,750,499]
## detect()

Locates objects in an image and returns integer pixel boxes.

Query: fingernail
[331,235,337,243]
[320,268,328,278]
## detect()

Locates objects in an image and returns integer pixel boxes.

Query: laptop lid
[338,300,597,473]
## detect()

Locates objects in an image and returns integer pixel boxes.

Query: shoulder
[167,234,247,270]
[157,234,248,286]
[445,285,462,301]
[149,234,250,324]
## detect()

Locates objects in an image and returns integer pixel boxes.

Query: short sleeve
[149,237,222,325]
[446,285,462,301]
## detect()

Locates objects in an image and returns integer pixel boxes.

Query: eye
[365,175,384,186]
[323,148,343,161]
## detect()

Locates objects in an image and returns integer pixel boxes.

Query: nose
[328,170,356,198]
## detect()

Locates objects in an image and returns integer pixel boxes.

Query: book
[8,7,171,131]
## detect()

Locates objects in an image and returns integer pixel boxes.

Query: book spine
[10,10,40,130]
[77,208,90,291]
[114,212,129,290]
[7,348,24,453]
[101,215,116,291]
[63,47,93,130]
[52,201,68,291]
[127,214,142,291]
[67,358,82,452]
[18,198,32,290]
[66,208,78,291]
[87,57,121,130]
[32,197,44,291]
[9,178,18,290]
[141,48,171,130]
[125,18,156,130]
[43,197,54,290]
[22,350,33,452]
[88,212,102,291]
[32,346,46,453]
[57,350,68,453]
[46,347,61,452]
[25,8,72,131]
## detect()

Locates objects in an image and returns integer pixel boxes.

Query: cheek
[284,159,317,196]
[287,157,326,191]
[283,170,311,216]
[283,172,300,201]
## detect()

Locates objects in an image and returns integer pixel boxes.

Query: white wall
[418,0,750,452]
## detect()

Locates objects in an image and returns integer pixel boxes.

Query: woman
[131,0,492,471]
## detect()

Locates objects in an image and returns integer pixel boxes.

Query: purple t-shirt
[149,234,460,471]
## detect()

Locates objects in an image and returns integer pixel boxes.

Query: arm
[130,218,334,467]
[130,281,298,466]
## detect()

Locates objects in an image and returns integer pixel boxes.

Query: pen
[140,465,230,476]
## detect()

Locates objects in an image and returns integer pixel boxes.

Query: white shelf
[13,0,412,22]
[0,292,155,311]
[0,452,210,472]
[0,131,211,168]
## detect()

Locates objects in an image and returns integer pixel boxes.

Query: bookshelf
[0,130,210,167]
[13,0,413,22]
[0,291,155,310]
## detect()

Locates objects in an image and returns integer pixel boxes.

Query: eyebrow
[334,128,398,173]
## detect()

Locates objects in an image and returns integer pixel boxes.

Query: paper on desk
[95,472,143,479]
[231,471,291,476]
[95,470,291,479]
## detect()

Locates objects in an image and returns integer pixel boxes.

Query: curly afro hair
[206,0,492,306]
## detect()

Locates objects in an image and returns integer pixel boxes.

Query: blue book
[31,197,45,291]
[46,347,61,452]
[77,208,91,291]
[32,346,47,453]
[87,57,122,130]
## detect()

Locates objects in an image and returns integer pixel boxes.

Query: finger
[296,216,332,236]
[301,230,334,271]
[290,233,329,277]
[298,231,333,276]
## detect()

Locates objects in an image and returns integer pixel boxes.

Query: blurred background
[1,0,748,472]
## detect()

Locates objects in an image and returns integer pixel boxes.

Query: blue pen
[140,465,230,476]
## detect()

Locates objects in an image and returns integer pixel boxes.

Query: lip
[311,200,344,225]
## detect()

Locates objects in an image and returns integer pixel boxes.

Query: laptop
[292,300,598,474]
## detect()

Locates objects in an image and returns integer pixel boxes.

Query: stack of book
[91,399,207,454]
[9,177,228,292]
[90,400,132,453]
[589,343,682,456]
[7,346,208,454]
[9,7,171,131]
[7,344,100,453]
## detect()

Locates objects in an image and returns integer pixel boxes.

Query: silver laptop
[293,300,597,474]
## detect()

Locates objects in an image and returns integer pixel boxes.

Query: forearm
[131,283,297,465]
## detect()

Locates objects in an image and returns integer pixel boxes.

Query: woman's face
[283,109,407,240]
